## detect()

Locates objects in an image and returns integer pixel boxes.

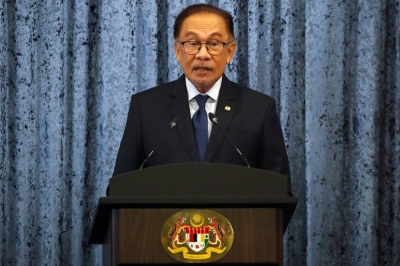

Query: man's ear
[226,42,236,64]
[174,42,181,63]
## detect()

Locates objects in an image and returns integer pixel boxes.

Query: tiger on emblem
[206,217,226,249]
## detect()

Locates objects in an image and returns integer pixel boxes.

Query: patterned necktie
[192,94,209,161]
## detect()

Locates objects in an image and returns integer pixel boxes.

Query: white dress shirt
[186,77,222,138]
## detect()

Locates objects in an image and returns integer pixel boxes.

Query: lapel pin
[225,106,231,111]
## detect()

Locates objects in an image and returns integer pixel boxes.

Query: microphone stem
[139,124,175,170]
[235,148,250,168]
[211,117,250,168]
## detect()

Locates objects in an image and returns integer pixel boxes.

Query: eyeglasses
[178,41,231,55]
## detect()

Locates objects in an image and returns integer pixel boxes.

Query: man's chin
[190,78,217,92]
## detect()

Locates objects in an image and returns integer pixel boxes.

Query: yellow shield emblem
[161,210,234,263]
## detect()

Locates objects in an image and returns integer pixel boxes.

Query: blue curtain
[1,0,399,265]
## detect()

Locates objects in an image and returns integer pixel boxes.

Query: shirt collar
[186,76,222,101]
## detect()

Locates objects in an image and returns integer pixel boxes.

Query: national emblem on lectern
[161,210,234,263]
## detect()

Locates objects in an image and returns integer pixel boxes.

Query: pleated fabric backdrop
[1,0,399,265]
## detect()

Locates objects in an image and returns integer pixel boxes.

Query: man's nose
[196,44,211,59]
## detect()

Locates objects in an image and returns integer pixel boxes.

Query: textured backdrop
[1,0,399,265]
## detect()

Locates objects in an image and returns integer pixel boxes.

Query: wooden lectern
[89,163,297,265]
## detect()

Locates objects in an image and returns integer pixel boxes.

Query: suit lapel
[169,76,200,162]
[204,75,237,162]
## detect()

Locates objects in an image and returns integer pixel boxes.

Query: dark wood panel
[217,209,282,264]
[117,209,173,264]
[109,208,282,265]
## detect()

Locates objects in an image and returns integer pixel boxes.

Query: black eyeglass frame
[177,41,232,55]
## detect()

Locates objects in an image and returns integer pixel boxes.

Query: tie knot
[195,94,209,109]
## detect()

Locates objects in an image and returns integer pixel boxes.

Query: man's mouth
[193,66,212,71]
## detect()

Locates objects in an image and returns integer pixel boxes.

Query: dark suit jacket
[113,75,290,186]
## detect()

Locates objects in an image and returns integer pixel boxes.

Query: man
[113,4,290,188]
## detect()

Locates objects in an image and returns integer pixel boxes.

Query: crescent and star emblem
[190,213,204,227]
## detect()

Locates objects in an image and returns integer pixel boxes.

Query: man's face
[174,13,236,93]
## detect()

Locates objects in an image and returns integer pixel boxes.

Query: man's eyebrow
[183,31,224,38]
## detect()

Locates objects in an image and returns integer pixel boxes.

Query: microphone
[208,113,250,168]
[139,118,179,170]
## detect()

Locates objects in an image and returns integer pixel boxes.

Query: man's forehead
[179,13,228,38]
[183,31,224,38]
